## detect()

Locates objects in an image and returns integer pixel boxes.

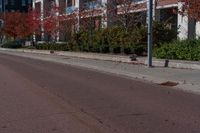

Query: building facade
[0,0,32,12]
[32,0,200,42]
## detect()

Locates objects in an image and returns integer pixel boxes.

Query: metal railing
[66,6,76,14]
[84,1,102,10]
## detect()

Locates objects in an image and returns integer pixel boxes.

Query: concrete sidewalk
[1,48,200,70]
[0,49,200,95]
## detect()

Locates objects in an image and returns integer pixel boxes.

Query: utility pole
[147,0,153,67]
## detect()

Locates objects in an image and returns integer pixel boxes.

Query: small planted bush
[23,22,177,55]
[1,41,22,49]
[35,43,69,51]
[69,22,176,55]
[154,39,200,61]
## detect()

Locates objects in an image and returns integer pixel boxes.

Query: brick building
[32,0,200,42]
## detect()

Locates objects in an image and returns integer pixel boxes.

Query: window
[28,0,32,4]
[132,0,146,4]
[4,0,8,5]
[10,0,15,5]
[0,0,2,12]
[22,0,26,6]
[67,0,72,7]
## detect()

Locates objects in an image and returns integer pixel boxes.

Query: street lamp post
[147,0,153,67]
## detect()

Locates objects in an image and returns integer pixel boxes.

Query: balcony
[66,6,76,14]
[132,0,145,2]
[115,0,145,6]
[84,1,102,10]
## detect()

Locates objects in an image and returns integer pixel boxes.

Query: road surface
[0,53,200,133]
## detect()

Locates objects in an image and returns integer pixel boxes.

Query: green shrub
[27,22,177,55]
[153,21,178,47]
[24,46,36,49]
[68,22,176,55]
[35,43,69,51]
[154,39,200,61]
[1,41,23,49]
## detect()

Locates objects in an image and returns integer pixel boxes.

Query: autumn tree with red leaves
[0,10,41,41]
[26,8,41,38]
[42,2,59,41]
[181,0,200,21]
[0,12,27,39]
[41,1,80,41]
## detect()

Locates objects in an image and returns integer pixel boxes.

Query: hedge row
[67,22,177,55]
[2,22,177,56]
[1,41,22,48]
[35,43,69,51]
[154,39,200,61]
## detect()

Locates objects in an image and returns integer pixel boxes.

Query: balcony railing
[132,0,145,3]
[66,6,76,14]
[116,0,145,5]
[84,1,102,9]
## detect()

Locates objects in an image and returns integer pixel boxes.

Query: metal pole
[147,0,153,67]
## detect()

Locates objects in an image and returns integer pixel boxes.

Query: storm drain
[159,81,179,87]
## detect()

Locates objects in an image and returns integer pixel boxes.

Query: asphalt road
[0,53,200,133]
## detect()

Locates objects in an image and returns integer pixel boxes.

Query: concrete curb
[1,48,200,70]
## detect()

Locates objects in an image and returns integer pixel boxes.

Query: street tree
[42,2,78,41]
[26,8,41,42]
[78,0,104,50]
[180,0,200,21]
[0,12,35,40]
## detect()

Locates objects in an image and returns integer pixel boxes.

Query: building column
[196,22,200,38]
[177,2,189,39]
[33,0,45,42]
[75,0,80,32]
[152,0,157,20]
[55,0,60,42]
[41,0,45,41]
[101,0,108,28]
[32,1,36,43]
[177,2,199,39]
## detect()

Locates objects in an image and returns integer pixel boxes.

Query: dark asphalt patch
[159,81,179,87]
